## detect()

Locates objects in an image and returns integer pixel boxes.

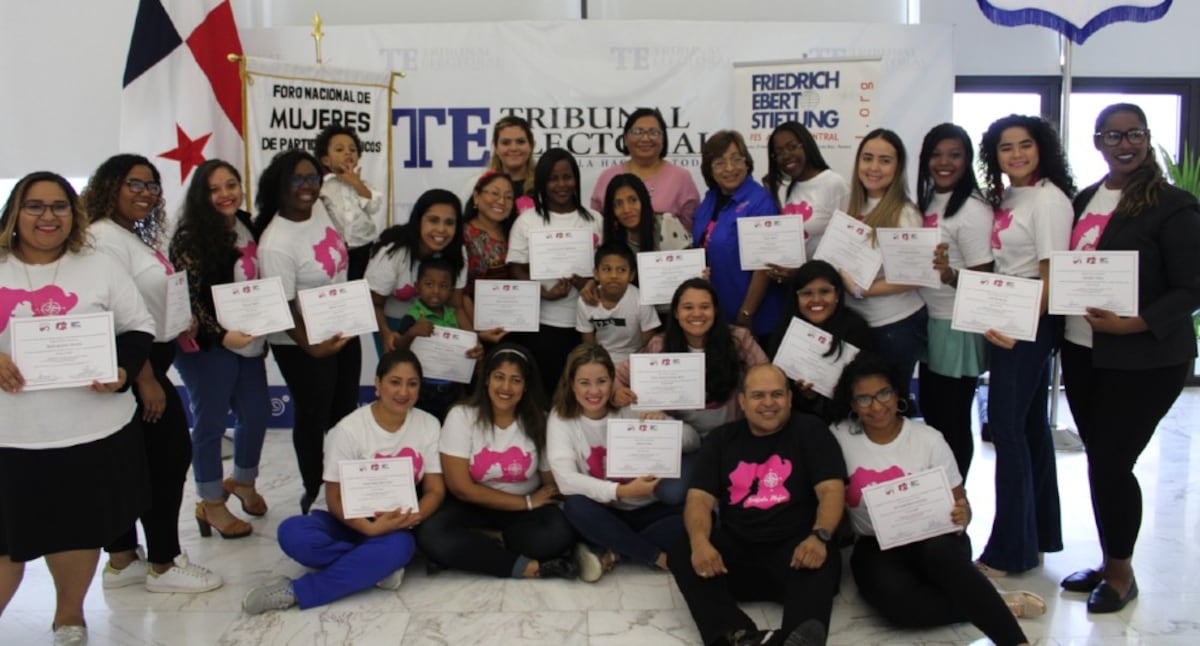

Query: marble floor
[3,389,1199,645]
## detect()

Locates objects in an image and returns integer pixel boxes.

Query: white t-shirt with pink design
[830,418,962,538]
[843,198,926,327]
[227,220,267,358]
[1065,186,1123,348]
[322,405,442,486]
[773,169,851,258]
[506,207,605,328]
[991,180,1073,279]
[440,404,547,495]
[89,218,179,342]
[365,245,468,320]
[257,205,349,346]
[919,192,995,320]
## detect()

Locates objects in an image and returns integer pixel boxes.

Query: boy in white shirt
[576,243,660,364]
[316,124,382,280]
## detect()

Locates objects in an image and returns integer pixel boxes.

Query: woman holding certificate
[242,350,444,614]
[830,354,1044,646]
[169,159,270,539]
[83,155,222,593]
[975,114,1076,578]
[255,150,361,517]
[762,121,851,259]
[1057,104,1200,613]
[0,172,155,644]
[917,124,995,479]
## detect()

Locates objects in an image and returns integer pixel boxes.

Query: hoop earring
[848,410,865,434]
[896,398,910,414]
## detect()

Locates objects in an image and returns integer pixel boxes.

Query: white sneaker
[101,546,149,589]
[375,567,406,590]
[242,576,297,615]
[1053,428,1085,452]
[52,624,87,646]
[575,543,604,583]
[145,553,223,593]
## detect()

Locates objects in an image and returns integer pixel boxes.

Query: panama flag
[119,0,244,211]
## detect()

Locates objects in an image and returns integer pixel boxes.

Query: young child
[394,257,464,421]
[316,124,382,280]
[576,243,660,364]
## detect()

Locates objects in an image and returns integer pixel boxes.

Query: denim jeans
[869,308,928,397]
[562,496,683,565]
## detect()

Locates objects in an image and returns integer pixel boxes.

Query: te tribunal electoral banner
[734,58,880,180]
[242,57,395,228]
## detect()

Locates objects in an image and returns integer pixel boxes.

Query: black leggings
[415,497,576,578]
[917,364,979,479]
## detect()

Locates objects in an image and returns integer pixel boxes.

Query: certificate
[160,271,193,339]
[410,326,477,384]
[637,248,706,306]
[605,418,684,479]
[736,215,805,271]
[861,467,959,551]
[813,210,882,289]
[877,228,941,289]
[337,457,419,520]
[1048,251,1139,316]
[629,353,705,411]
[296,279,377,345]
[211,276,295,337]
[950,270,1043,342]
[771,317,860,399]
[473,280,540,332]
[9,311,118,391]
[528,228,593,280]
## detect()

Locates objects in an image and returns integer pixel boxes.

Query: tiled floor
[4,389,1198,645]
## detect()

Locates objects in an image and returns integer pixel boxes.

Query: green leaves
[1159,143,1200,199]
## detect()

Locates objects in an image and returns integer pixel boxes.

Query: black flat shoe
[1061,567,1104,592]
[1087,579,1138,613]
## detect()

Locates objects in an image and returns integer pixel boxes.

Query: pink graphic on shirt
[374,446,425,483]
[727,455,793,510]
[846,465,906,507]
[924,212,939,229]
[586,445,607,479]
[470,446,533,483]
[0,286,80,333]
[152,250,175,275]
[313,226,349,278]
[393,284,417,301]
[235,240,258,279]
[782,201,815,239]
[991,208,1014,250]
[1070,212,1111,251]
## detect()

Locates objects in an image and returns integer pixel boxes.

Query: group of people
[0,101,1196,646]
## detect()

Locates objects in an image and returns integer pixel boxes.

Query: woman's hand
[951,497,971,528]
[222,330,256,350]
[1085,307,1148,335]
[638,410,668,421]
[530,483,560,508]
[765,262,795,286]
[310,333,352,358]
[983,329,1018,350]
[578,279,600,306]
[137,374,167,423]
[612,385,637,408]
[932,242,956,285]
[381,328,401,353]
[616,476,660,500]
[478,327,509,344]
[365,508,421,535]
[0,353,26,394]
[541,279,572,302]
[793,379,818,400]
[90,367,127,394]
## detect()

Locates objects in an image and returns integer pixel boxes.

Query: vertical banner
[242,57,394,227]
[733,58,880,180]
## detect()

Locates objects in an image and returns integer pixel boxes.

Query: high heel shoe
[195,501,252,539]
[223,478,268,517]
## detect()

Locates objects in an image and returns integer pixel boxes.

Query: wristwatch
[810,528,832,544]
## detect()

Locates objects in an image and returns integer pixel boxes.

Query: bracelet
[852,285,865,300]
[740,309,753,318]
[524,494,533,511]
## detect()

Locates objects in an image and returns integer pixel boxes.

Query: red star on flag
[158,124,212,184]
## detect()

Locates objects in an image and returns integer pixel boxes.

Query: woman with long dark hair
[762,121,850,261]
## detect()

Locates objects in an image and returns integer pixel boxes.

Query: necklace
[18,252,64,291]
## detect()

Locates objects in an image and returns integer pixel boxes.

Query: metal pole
[1050,36,1082,450]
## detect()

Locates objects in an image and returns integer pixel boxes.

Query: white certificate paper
[211,276,295,337]
[771,317,860,399]
[410,326,477,384]
[605,418,684,479]
[1048,251,1139,316]
[9,311,118,391]
[528,228,594,280]
[337,457,419,520]
[736,215,805,271]
[950,270,1043,342]
[637,248,706,306]
[813,210,882,289]
[473,280,540,332]
[629,353,705,411]
[296,279,377,345]
[160,271,193,339]
[861,467,959,551]
[877,228,941,289]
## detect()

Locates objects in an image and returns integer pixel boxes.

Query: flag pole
[228,53,252,205]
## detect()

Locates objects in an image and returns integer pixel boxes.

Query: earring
[897,398,910,414]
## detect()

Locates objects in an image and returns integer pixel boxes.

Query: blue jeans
[979,313,1062,572]
[651,452,697,507]
[869,308,928,395]
[175,346,270,501]
[562,496,683,566]
[278,510,417,609]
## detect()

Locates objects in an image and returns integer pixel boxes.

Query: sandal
[223,478,268,517]
[1001,590,1047,618]
[599,550,621,573]
[975,559,1008,578]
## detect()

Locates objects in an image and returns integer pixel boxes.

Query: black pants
[415,497,576,578]
[107,342,192,565]
[505,325,581,401]
[1060,341,1189,560]
[272,339,362,501]
[917,364,979,479]
[851,533,1027,646]
[347,244,372,282]
[668,527,839,646]
[416,381,462,424]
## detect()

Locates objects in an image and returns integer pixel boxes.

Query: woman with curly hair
[82,154,222,593]
[169,159,270,539]
[974,114,1076,577]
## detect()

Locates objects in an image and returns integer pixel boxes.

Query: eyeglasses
[125,179,162,195]
[291,174,322,188]
[21,200,72,217]
[1095,128,1149,147]
[628,128,663,140]
[712,155,748,171]
[851,387,896,409]
[480,188,515,202]
[772,141,803,158]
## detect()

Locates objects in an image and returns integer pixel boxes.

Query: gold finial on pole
[311,12,324,64]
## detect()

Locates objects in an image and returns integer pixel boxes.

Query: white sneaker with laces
[242,576,297,615]
[101,546,149,589]
[375,567,406,590]
[52,624,87,646]
[145,553,223,593]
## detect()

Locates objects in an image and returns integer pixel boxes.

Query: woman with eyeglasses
[255,149,361,516]
[82,154,222,594]
[1057,103,1200,613]
[762,121,851,263]
[589,108,700,231]
[462,171,518,297]
[467,115,537,212]
[0,172,155,645]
